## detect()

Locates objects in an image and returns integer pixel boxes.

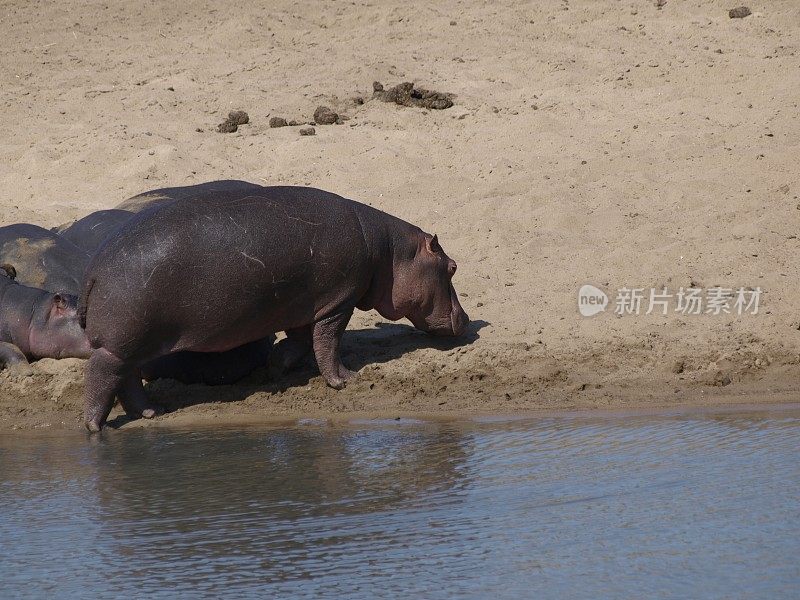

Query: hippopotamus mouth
[450,298,469,336]
[426,286,469,337]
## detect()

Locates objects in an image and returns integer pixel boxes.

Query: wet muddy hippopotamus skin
[79,183,469,431]
[0,224,90,295]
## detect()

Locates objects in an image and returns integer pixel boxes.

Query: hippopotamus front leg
[0,342,28,369]
[312,308,356,389]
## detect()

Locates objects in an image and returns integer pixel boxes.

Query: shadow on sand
[107,319,489,428]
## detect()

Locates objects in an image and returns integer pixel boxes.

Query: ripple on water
[1,406,798,598]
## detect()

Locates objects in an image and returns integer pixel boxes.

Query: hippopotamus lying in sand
[80,183,469,431]
[0,264,91,368]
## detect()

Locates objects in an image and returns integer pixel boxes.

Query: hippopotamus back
[116,179,265,212]
[56,209,135,255]
[56,180,267,255]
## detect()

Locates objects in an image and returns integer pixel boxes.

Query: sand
[1,0,798,431]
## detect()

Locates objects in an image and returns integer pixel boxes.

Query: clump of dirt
[313,106,338,125]
[217,110,249,133]
[373,81,454,110]
[269,116,288,128]
[299,127,316,136]
[728,6,751,18]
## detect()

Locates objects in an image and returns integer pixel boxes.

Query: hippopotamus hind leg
[84,348,130,432]
[312,308,356,389]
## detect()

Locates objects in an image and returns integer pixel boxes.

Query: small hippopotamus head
[382,233,469,336]
[28,293,92,360]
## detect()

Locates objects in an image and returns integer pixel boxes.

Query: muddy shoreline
[3,338,798,433]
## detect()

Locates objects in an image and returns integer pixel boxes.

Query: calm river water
[1,405,798,598]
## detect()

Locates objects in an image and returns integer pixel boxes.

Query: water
[1,406,799,599]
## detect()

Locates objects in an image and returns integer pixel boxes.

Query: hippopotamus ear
[1,264,17,280]
[424,234,442,255]
[49,294,70,318]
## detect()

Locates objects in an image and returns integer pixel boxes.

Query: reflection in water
[1,407,799,598]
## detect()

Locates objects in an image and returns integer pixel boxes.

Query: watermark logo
[578,285,761,317]
[578,284,609,317]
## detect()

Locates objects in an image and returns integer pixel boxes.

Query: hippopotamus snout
[428,285,469,337]
[450,291,469,336]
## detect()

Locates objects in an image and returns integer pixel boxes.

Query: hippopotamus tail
[78,276,95,330]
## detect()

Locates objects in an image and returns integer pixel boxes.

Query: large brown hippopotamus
[79,184,469,431]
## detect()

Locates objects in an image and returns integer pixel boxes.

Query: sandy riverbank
[1,0,798,431]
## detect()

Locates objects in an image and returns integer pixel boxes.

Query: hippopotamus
[0,264,91,368]
[0,224,90,295]
[79,184,469,431]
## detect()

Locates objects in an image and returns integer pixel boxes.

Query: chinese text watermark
[578,285,760,317]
